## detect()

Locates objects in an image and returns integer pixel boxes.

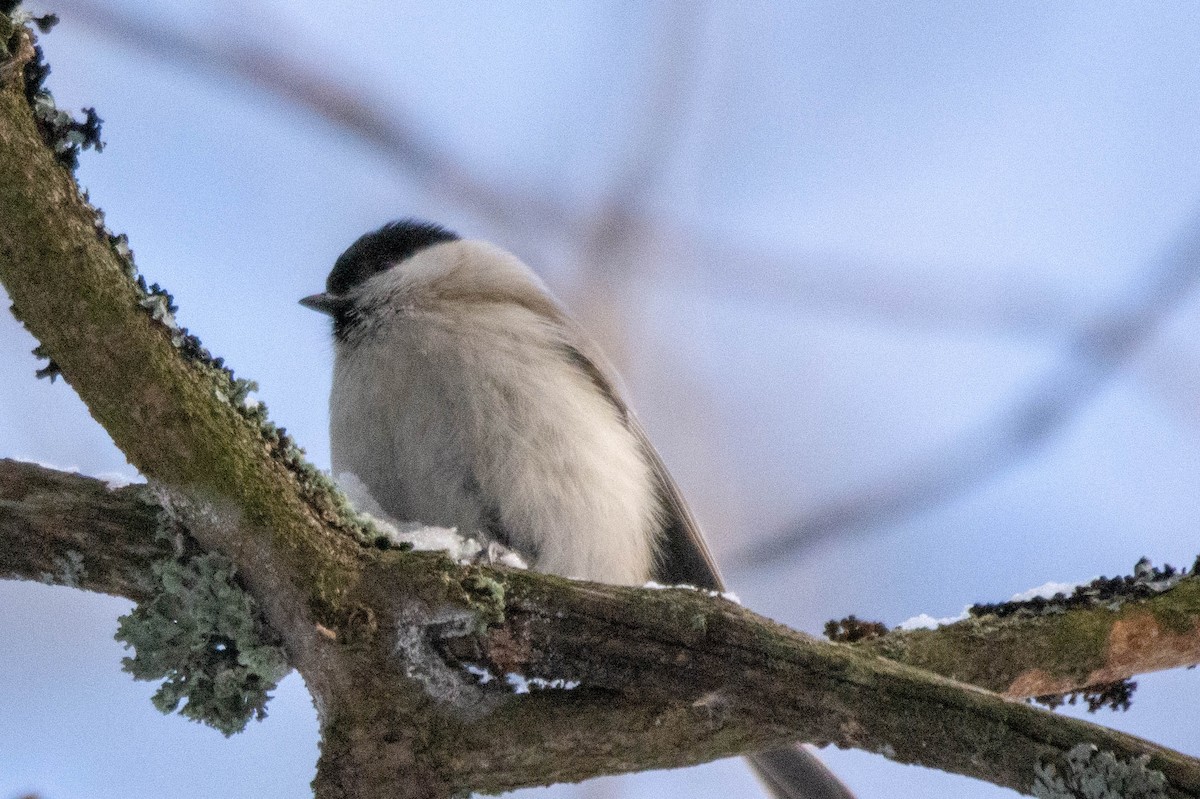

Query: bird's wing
[625,412,725,589]
[561,331,854,799]
[559,335,724,590]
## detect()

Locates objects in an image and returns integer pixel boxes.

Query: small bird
[302,219,853,799]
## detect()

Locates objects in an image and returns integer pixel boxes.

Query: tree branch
[5,458,1200,796]
[50,0,576,240]
[5,450,1192,718]
[454,572,1200,798]
[0,458,165,600]
[743,212,1200,566]
[0,6,362,632]
[845,568,1200,700]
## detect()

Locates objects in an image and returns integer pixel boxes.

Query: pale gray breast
[330,310,493,537]
[330,295,663,585]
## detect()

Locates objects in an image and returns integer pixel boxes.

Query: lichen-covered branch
[838,565,1200,703]
[452,573,1200,798]
[0,9,364,664]
[3,451,1190,735]
[0,458,165,599]
[0,17,409,792]
[5,458,1200,797]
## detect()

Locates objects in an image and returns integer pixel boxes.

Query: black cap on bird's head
[300,219,459,317]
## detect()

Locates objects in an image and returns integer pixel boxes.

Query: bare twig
[599,1,709,211]
[50,0,577,240]
[566,1,710,369]
[740,215,1200,567]
[674,236,1092,338]
[49,0,1089,339]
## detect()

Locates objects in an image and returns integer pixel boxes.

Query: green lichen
[825,614,887,643]
[1146,577,1200,635]
[1033,679,1136,714]
[115,547,290,736]
[463,571,507,629]
[1032,744,1167,799]
[9,10,102,172]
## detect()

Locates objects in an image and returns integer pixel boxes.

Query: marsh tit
[302,219,854,799]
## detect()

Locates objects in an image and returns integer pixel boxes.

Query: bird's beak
[299,292,342,316]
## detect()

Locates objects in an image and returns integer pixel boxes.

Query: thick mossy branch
[421,572,1200,798]
[849,565,1200,701]
[0,18,363,631]
[0,20,384,776]
[7,466,1200,796]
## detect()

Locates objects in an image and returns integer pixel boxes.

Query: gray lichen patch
[36,548,84,588]
[1032,744,1168,799]
[393,602,492,715]
[114,536,290,736]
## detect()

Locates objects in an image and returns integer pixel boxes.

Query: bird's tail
[749,746,856,799]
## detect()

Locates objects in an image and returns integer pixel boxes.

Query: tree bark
[4,459,1200,796]
[855,576,1200,700]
